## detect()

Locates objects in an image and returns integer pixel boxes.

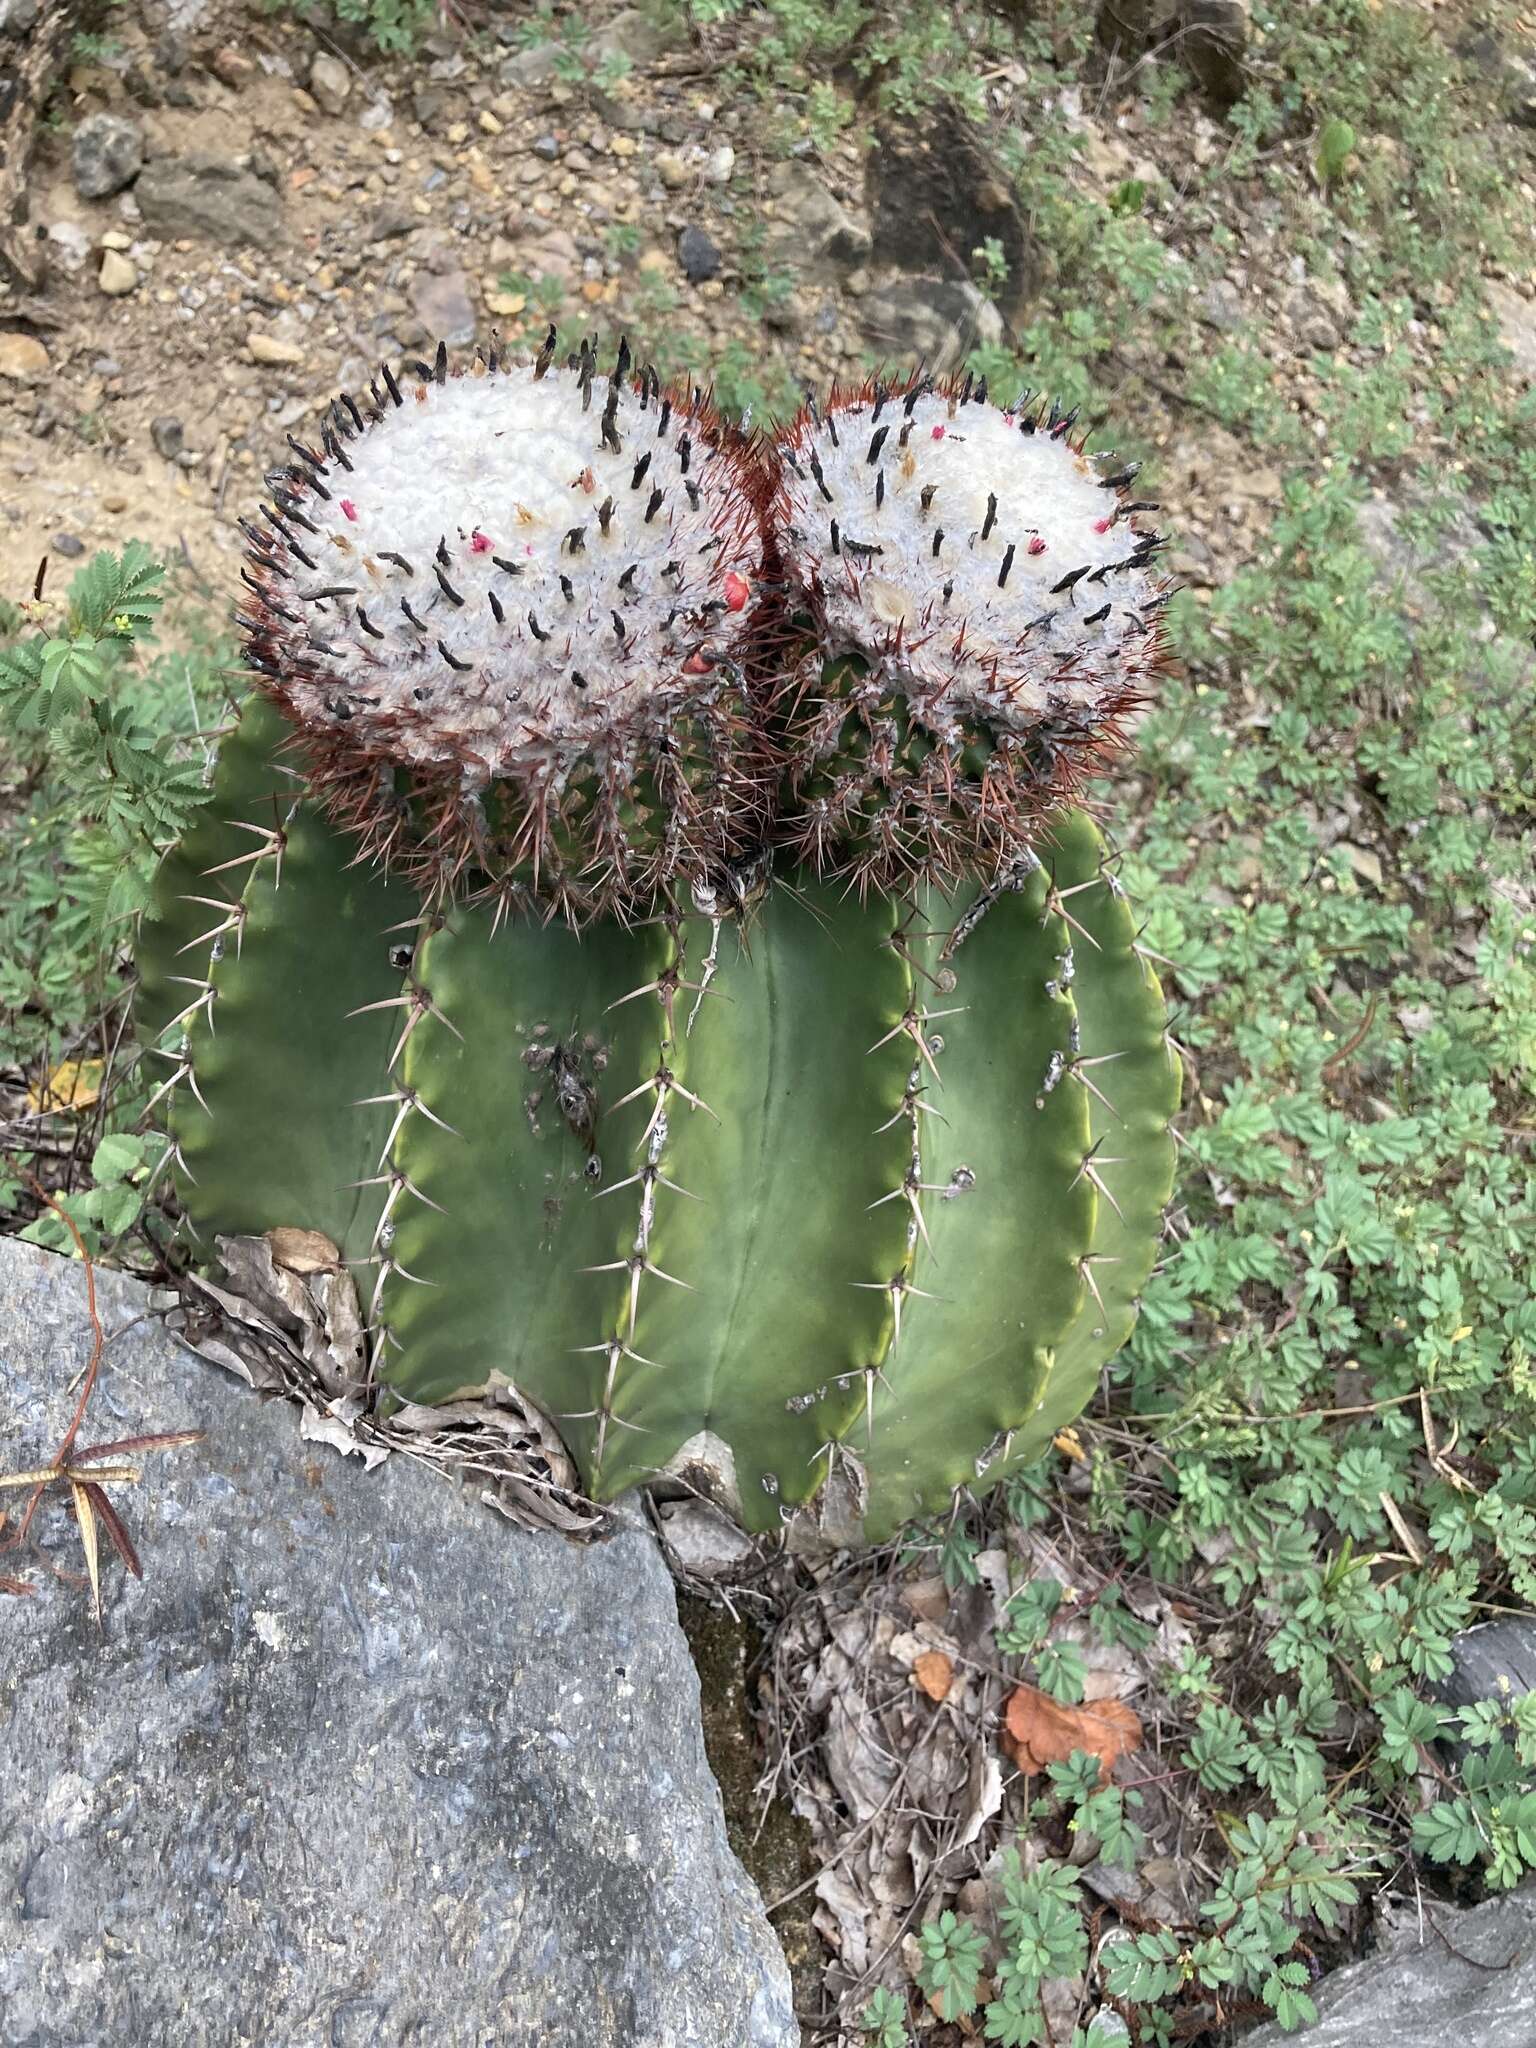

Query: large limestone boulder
[0,1239,795,2048]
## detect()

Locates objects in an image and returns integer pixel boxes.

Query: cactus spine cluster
[138,338,1180,1542]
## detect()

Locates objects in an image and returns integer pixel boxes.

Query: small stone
[655,150,689,190]
[71,113,144,201]
[677,223,721,283]
[369,205,416,241]
[309,53,352,117]
[99,230,132,251]
[409,266,476,345]
[136,156,283,249]
[97,249,138,295]
[532,133,560,161]
[102,492,129,514]
[445,120,469,145]
[591,7,690,66]
[499,43,560,89]
[0,334,50,381]
[484,286,526,316]
[150,417,185,461]
[478,109,503,135]
[359,96,394,133]
[246,332,306,367]
[50,533,86,559]
[210,46,254,86]
[705,143,735,184]
[46,220,92,272]
[638,245,669,274]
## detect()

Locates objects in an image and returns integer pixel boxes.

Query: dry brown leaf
[1052,1426,1087,1462]
[913,1650,955,1702]
[266,1226,341,1275]
[1002,1682,1141,1784]
[26,1058,103,1113]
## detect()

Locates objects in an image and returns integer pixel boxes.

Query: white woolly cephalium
[239,334,768,919]
[767,372,1173,890]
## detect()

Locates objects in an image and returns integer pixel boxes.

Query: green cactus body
[139,696,1177,1538]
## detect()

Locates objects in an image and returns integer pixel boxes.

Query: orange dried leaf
[26,1059,104,1114]
[1052,1426,1087,1463]
[1002,1682,1141,1785]
[913,1650,954,1702]
[267,1226,341,1274]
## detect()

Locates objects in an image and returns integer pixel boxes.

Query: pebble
[211,47,255,86]
[246,332,306,366]
[51,534,86,558]
[533,134,561,161]
[705,144,735,184]
[151,417,185,461]
[98,250,138,295]
[655,151,689,190]
[310,53,352,116]
[677,224,722,283]
[0,334,50,380]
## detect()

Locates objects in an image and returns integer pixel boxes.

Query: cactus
[236,334,770,925]
[766,371,1171,893]
[136,341,1180,1542]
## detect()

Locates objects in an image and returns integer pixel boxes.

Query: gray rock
[44,219,92,272]
[309,49,352,116]
[1456,27,1536,128]
[678,223,722,283]
[1488,279,1536,383]
[591,6,690,67]
[135,154,283,248]
[1437,1618,1536,1713]
[0,0,44,37]
[150,414,185,460]
[765,160,871,285]
[500,42,561,90]
[533,131,561,161]
[1180,0,1250,104]
[858,277,1004,374]
[369,203,417,241]
[71,112,144,200]
[49,532,85,558]
[1243,1889,1536,2047]
[0,1239,796,2048]
[409,264,476,344]
[868,105,1037,323]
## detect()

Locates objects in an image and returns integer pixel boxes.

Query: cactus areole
[238,333,768,922]
[140,340,1180,1543]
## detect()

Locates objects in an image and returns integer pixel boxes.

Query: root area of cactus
[138,699,1178,1541]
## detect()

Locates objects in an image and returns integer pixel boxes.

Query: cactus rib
[851,855,1097,1537]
